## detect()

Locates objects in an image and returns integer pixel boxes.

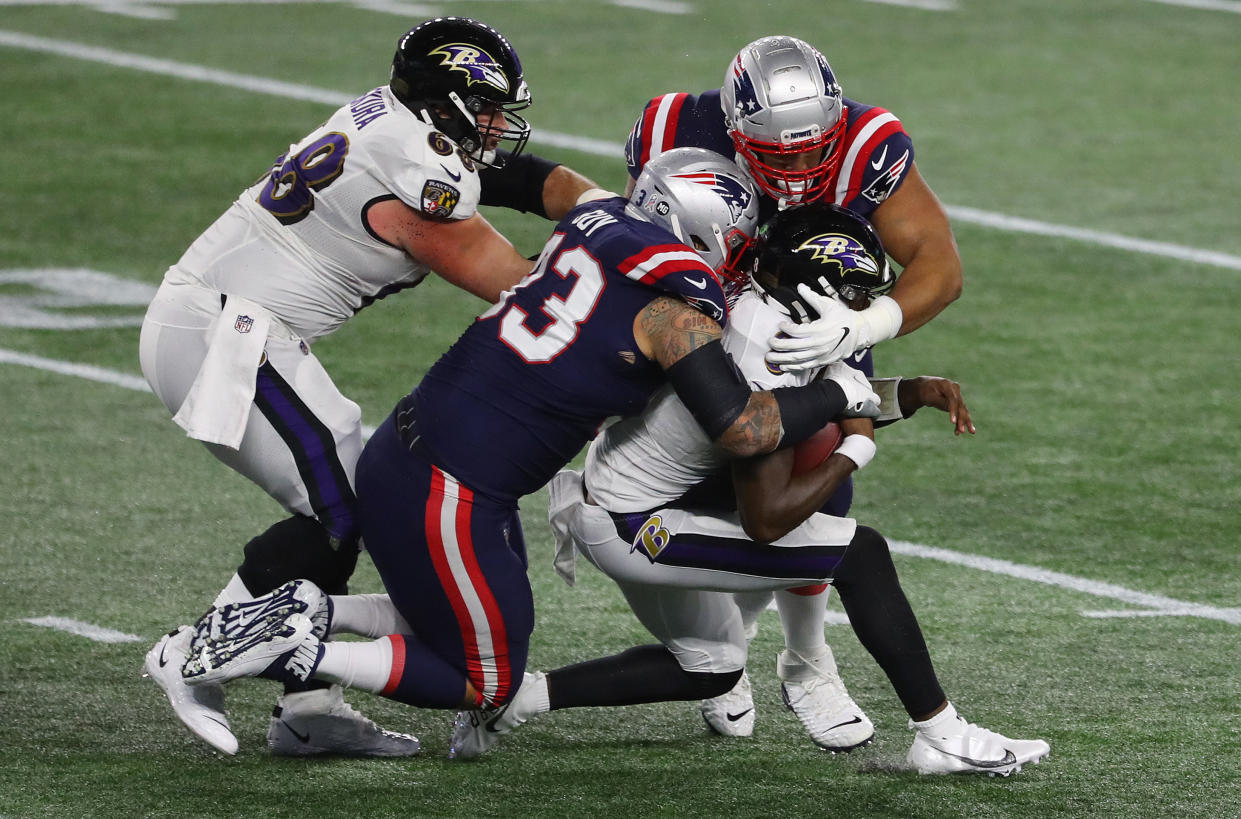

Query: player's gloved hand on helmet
[822,361,881,418]
[767,284,903,371]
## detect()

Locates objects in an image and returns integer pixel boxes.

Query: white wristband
[860,295,903,346]
[834,434,876,471]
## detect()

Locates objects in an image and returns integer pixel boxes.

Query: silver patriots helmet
[628,147,761,294]
[753,202,896,322]
[720,36,847,205]
[390,16,531,167]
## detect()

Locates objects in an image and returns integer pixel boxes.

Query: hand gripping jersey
[624,89,913,224]
[403,196,730,503]
[169,85,480,341]
[585,287,814,513]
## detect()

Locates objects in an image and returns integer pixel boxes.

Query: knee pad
[237,515,358,596]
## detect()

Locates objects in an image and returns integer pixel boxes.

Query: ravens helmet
[753,202,896,322]
[628,147,760,294]
[390,17,531,166]
[720,36,847,205]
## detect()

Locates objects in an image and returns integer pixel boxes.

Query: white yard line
[2,31,1238,272]
[19,616,144,643]
[862,0,957,10]
[1143,0,1241,13]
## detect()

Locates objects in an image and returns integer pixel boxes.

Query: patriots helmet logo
[670,172,754,223]
[798,233,882,280]
[730,55,761,116]
[428,43,511,93]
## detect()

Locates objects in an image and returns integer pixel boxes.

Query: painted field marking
[19,616,144,643]
[863,0,957,10]
[1,31,1240,272]
[1144,0,1241,13]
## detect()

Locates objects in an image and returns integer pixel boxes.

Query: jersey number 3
[491,234,604,363]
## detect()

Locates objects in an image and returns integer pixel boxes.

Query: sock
[733,590,772,639]
[520,672,552,716]
[212,572,255,608]
[327,593,410,638]
[314,636,396,692]
[911,701,957,731]
[774,587,830,661]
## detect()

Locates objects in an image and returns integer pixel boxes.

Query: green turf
[2,1,1239,816]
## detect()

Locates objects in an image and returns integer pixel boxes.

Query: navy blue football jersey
[624,89,914,223]
[406,196,729,502]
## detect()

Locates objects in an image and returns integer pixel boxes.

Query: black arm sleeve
[666,341,849,446]
[771,380,848,447]
[477,150,561,217]
[665,341,752,441]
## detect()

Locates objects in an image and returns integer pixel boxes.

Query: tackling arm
[634,296,877,458]
[871,162,963,336]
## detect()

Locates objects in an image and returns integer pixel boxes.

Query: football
[791,420,844,474]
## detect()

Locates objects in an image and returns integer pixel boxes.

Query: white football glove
[766,284,903,372]
[823,361,882,419]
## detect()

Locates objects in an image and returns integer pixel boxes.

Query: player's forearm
[733,452,856,544]
[888,243,962,335]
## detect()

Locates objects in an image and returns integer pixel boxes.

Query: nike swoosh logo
[834,327,850,350]
[483,703,512,733]
[826,715,864,731]
[685,276,707,290]
[870,145,889,171]
[726,709,753,722]
[939,747,1018,769]
[280,721,312,744]
[440,164,463,182]
[158,640,172,668]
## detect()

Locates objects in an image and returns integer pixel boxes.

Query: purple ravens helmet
[390,17,531,166]
[753,202,896,322]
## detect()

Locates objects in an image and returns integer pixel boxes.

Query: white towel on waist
[547,468,585,587]
[173,295,272,449]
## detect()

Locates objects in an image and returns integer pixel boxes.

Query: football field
[1,1,1239,816]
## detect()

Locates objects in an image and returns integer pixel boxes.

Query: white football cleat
[192,579,329,653]
[699,670,755,737]
[267,685,420,757]
[907,703,1050,776]
[778,647,875,753]
[183,611,319,686]
[449,671,545,760]
[143,626,238,755]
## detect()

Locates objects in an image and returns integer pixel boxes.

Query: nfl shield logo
[234,315,254,334]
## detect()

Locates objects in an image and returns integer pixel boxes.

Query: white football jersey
[585,289,817,512]
[168,86,481,341]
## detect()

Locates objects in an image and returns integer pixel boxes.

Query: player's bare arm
[542,165,605,221]
[897,376,975,435]
[731,417,873,543]
[871,163,963,335]
[366,199,533,303]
